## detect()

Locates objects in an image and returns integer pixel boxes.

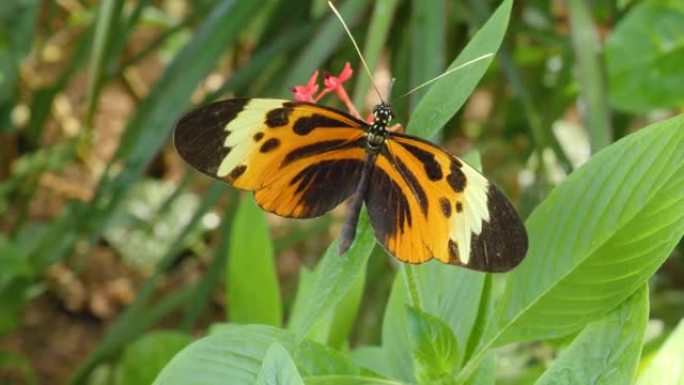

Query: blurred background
[0,0,683,384]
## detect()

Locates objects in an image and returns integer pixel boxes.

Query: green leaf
[351,0,401,106]
[606,1,684,112]
[288,210,376,338]
[256,343,305,385]
[305,375,408,384]
[567,0,612,153]
[406,306,459,385]
[408,0,446,108]
[453,115,684,382]
[534,284,648,385]
[636,318,684,385]
[489,114,684,346]
[0,0,39,134]
[228,196,282,326]
[154,324,359,385]
[117,330,192,385]
[407,0,511,138]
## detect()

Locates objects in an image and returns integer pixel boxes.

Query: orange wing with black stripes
[174,98,368,218]
[366,133,527,271]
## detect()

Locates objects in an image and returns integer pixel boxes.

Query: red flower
[289,62,360,119]
[290,70,320,103]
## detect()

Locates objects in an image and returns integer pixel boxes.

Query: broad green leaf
[256,343,305,385]
[466,351,495,385]
[289,210,375,338]
[116,330,192,385]
[407,0,511,138]
[606,1,684,112]
[154,324,359,385]
[228,196,282,326]
[454,115,684,382]
[535,284,648,385]
[305,375,408,384]
[636,318,684,385]
[406,306,459,385]
[490,114,684,346]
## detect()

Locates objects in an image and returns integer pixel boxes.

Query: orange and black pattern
[174,98,528,272]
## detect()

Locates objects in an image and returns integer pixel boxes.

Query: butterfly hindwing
[174,98,368,218]
[366,133,527,272]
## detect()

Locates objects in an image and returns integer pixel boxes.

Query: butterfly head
[372,103,394,127]
[367,103,394,151]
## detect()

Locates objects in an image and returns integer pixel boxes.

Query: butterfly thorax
[366,103,394,153]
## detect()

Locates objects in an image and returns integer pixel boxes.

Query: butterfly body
[174,98,528,272]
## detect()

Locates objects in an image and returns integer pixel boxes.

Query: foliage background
[0,0,683,384]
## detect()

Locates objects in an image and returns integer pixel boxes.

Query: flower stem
[401,264,423,310]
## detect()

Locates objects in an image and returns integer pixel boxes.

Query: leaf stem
[401,264,423,310]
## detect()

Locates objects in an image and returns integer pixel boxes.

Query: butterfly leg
[338,153,377,255]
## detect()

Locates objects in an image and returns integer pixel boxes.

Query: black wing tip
[173,99,251,177]
[466,184,528,273]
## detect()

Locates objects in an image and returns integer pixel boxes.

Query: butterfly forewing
[174,98,368,218]
[366,133,527,272]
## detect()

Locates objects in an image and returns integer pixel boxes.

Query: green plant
[1,1,683,384]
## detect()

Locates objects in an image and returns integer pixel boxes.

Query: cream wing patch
[449,161,490,265]
[216,99,290,178]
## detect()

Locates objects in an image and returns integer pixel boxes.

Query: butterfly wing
[174,98,368,218]
[365,133,527,272]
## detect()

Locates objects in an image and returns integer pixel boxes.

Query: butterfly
[173,98,528,272]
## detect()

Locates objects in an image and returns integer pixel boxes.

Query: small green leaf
[534,284,648,385]
[117,330,192,385]
[606,1,684,112]
[154,324,359,385]
[636,318,684,385]
[406,306,459,385]
[256,343,304,385]
[407,0,511,138]
[228,196,282,326]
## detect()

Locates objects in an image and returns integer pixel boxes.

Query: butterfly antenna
[400,53,494,99]
[328,1,385,104]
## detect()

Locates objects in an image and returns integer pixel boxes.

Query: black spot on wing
[259,138,280,153]
[364,165,412,245]
[285,159,365,217]
[446,161,467,193]
[455,201,463,213]
[439,197,452,218]
[174,99,249,177]
[282,137,365,167]
[395,139,443,181]
[253,132,264,142]
[228,165,247,182]
[293,113,354,135]
[462,184,528,272]
[265,107,292,128]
